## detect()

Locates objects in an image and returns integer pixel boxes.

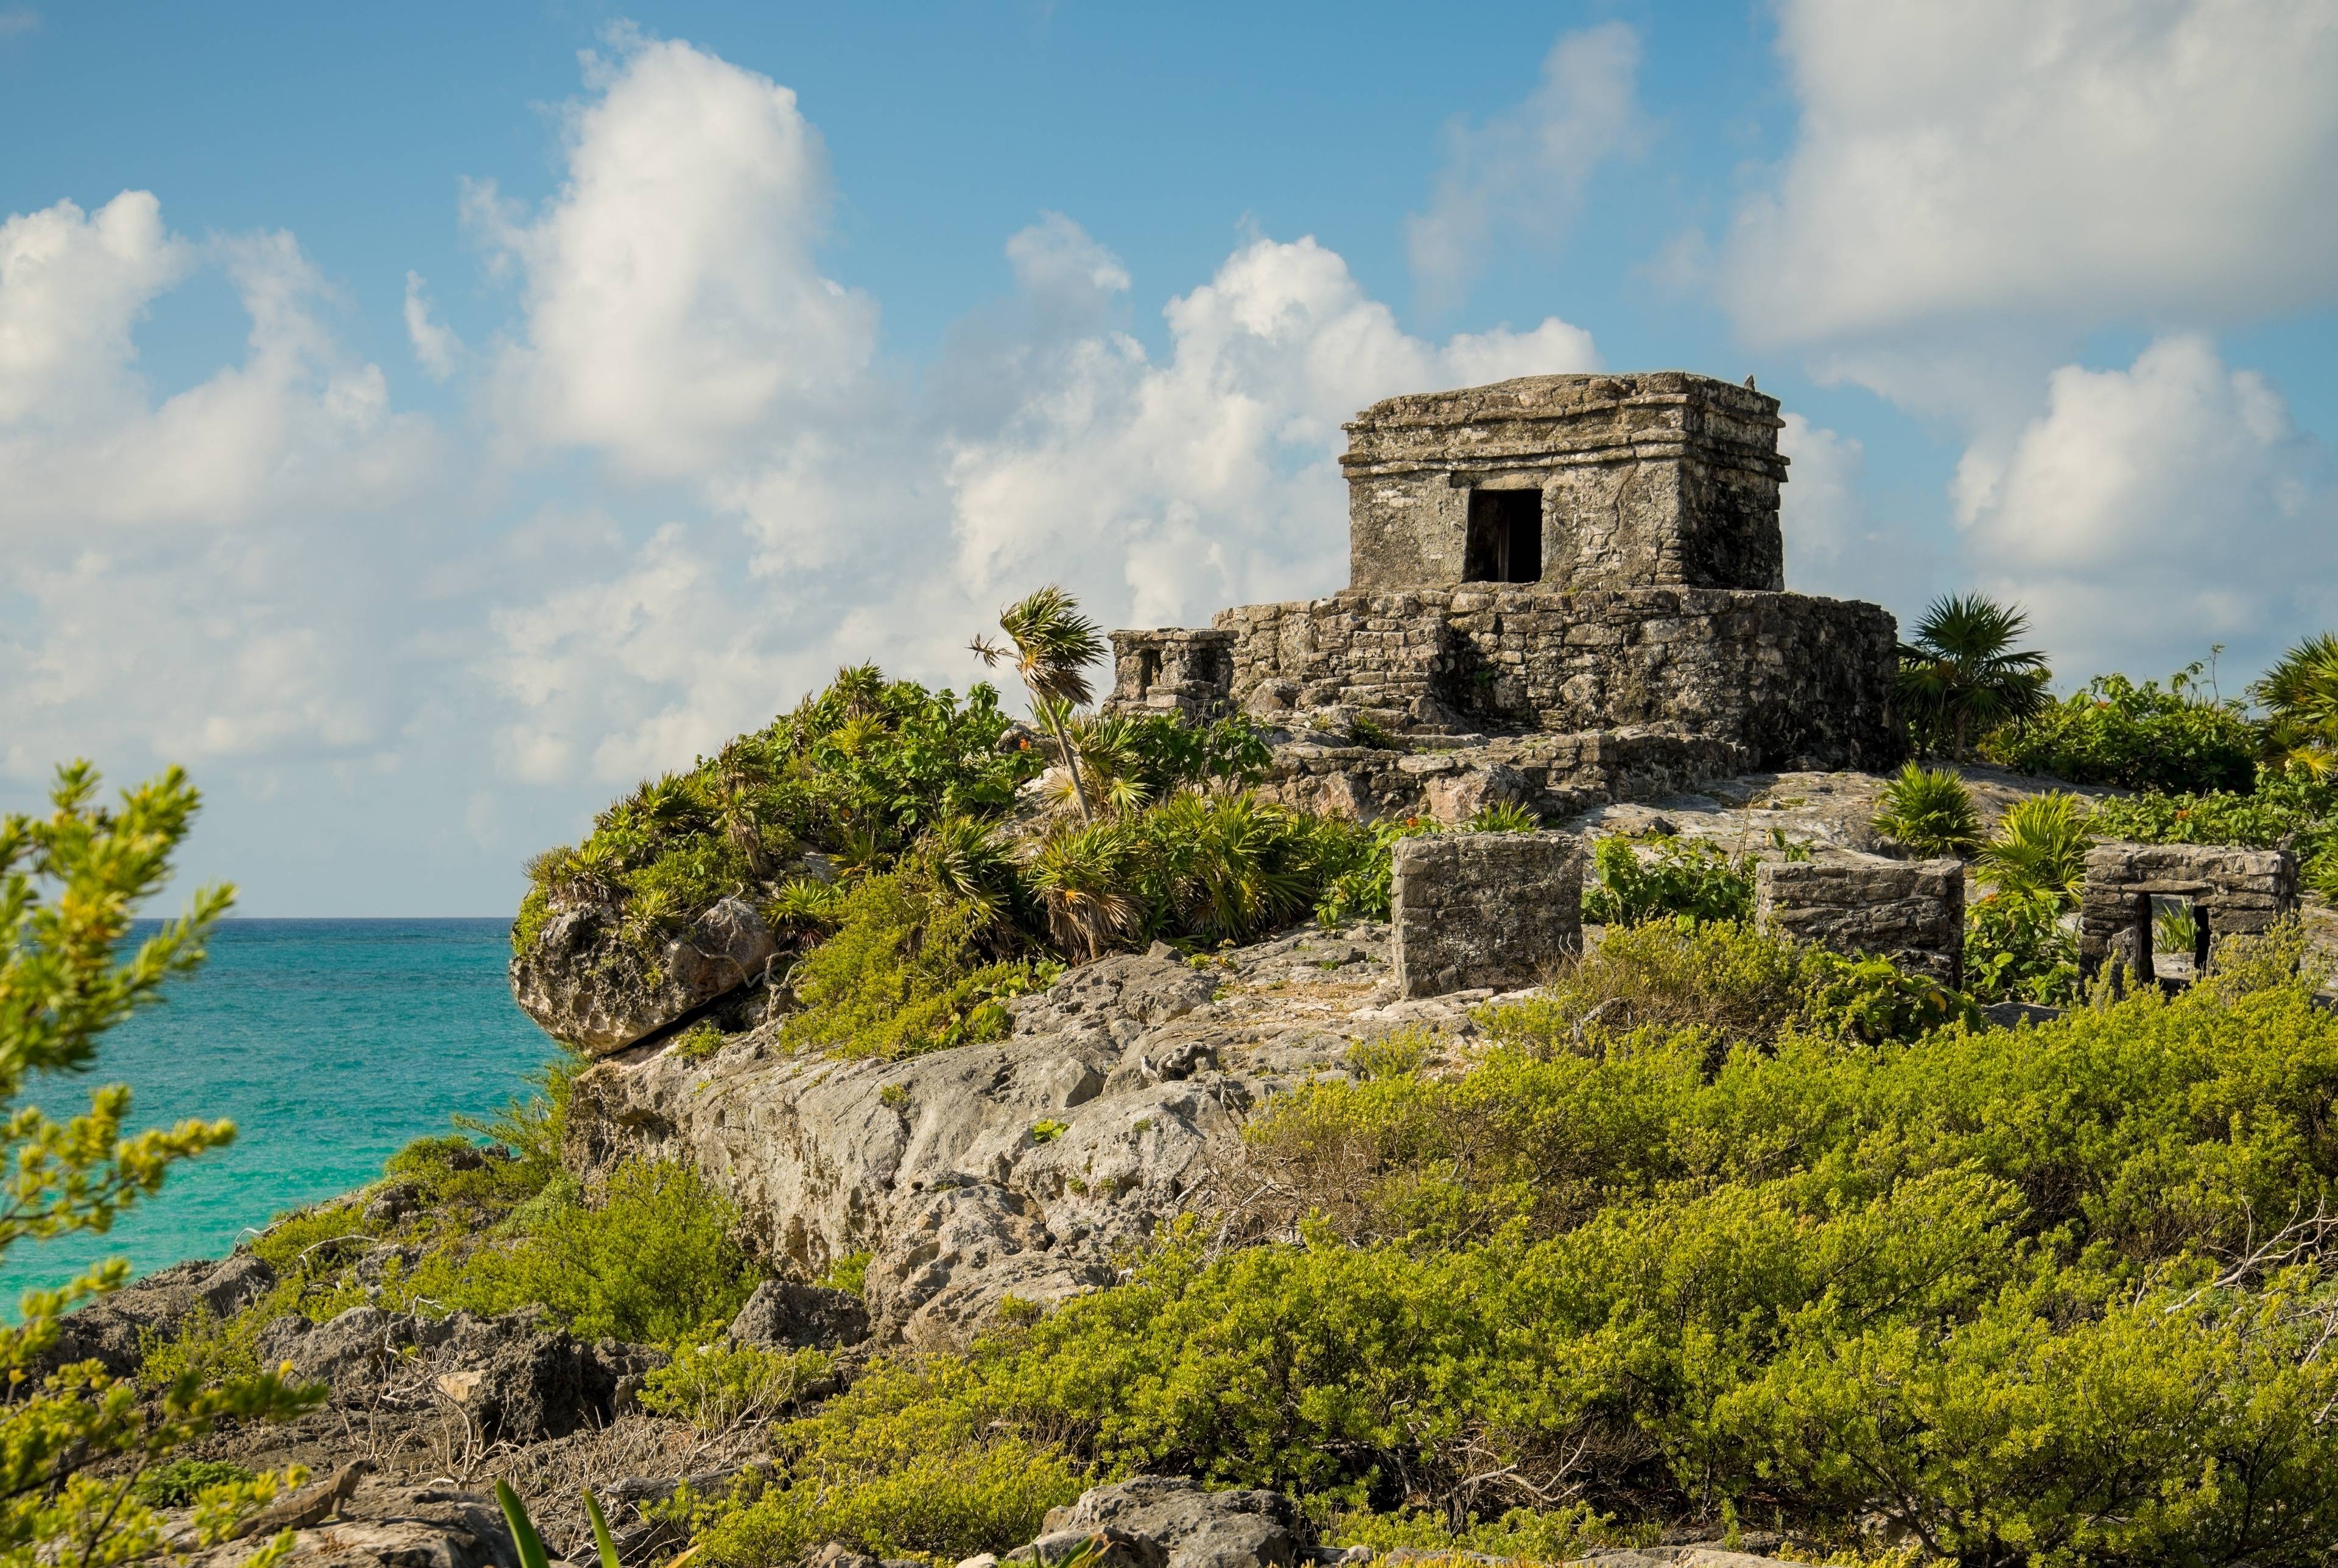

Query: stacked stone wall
[1213,585,1899,771]
[1755,857,1965,988]
[1342,372,1786,593]
[2078,842,2298,976]
[1254,726,1749,825]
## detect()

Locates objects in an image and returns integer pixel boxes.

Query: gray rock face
[2079,841,2298,978]
[44,1254,279,1378]
[726,1279,869,1350]
[1755,855,1966,988]
[565,929,1508,1348]
[178,1482,520,1568]
[1392,832,1584,999]
[509,895,779,1055]
[1023,1478,1306,1568]
[256,1306,660,1444]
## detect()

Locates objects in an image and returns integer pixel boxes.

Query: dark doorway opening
[1464,489,1543,583]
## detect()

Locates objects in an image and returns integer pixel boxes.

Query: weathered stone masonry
[1107,371,1903,817]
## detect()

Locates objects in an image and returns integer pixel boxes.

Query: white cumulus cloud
[1954,335,2337,678]
[467,29,879,480]
[1724,0,2338,347]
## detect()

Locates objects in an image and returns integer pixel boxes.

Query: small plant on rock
[1975,790,2094,899]
[1872,763,1982,857]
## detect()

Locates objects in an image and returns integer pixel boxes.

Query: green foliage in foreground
[228,1089,760,1350]
[1982,667,2261,794]
[0,764,320,1568]
[681,961,2338,1568]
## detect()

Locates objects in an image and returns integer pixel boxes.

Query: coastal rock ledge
[565,925,1504,1349]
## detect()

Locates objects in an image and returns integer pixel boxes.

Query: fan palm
[971,585,1108,823]
[1896,593,2051,760]
[1025,820,1139,961]
[2251,632,2338,779]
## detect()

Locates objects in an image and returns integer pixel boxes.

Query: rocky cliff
[564,923,1505,1350]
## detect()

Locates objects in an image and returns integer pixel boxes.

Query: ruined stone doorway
[1465,489,1543,584]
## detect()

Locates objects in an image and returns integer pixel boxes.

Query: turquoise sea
[2,920,556,1306]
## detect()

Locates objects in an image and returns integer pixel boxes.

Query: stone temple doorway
[1465,488,1543,584]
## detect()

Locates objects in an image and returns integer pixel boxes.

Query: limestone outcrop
[564,928,1506,1349]
[509,895,779,1056]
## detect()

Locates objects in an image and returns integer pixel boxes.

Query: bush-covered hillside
[655,925,2338,1568]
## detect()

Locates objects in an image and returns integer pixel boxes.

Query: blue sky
[4,1,2336,915]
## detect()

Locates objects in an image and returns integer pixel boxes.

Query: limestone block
[1755,856,1964,988]
[1391,832,1583,998]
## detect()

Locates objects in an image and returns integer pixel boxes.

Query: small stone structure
[1343,372,1786,593]
[1391,831,1583,998]
[2079,842,2298,981]
[1105,372,1903,814]
[1755,856,1965,989]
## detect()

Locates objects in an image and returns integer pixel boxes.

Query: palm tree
[1895,593,2051,760]
[971,585,1107,823]
[2251,632,2338,779]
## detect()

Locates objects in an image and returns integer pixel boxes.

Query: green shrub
[1486,918,1809,1056]
[672,1023,726,1063]
[779,871,1049,1062]
[1975,790,2094,900]
[1870,763,1982,857]
[1311,816,1440,926]
[516,668,1043,960]
[1578,835,1757,926]
[1797,949,1977,1043]
[821,1251,872,1296]
[639,1342,834,1431]
[393,1158,760,1345]
[670,1357,1086,1567]
[1964,887,2081,1006]
[2087,772,2338,899]
[689,975,2338,1566]
[1981,668,2260,793]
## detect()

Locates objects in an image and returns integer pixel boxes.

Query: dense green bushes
[1982,670,2260,793]
[516,668,1041,959]
[679,966,2338,1566]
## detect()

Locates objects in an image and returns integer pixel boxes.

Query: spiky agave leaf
[1978,791,2094,901]
[1872,763,1984,858]
[922,815,1018,923]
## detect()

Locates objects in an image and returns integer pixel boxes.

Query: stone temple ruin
[1106,371,1904,824]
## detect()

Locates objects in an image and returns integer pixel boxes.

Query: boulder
[510,895,779,1055]
[177,1482,521,1568]
[258,1306,662,1443]
[726,1279,870,1351]
[1022,1478,1305,1568]
[45,1255,279,1378]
